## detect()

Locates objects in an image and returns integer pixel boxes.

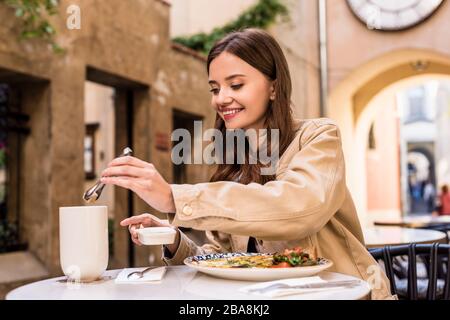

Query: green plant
[1,0,64,53]
[172,0,289,55]
[0,185,4,203]
[0,219,19,253]
[0,148,5,169]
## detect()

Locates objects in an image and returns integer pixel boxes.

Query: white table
[6,266,371,300]
[363,226,447,248]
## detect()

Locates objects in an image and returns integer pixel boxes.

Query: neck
[246,128,268,152]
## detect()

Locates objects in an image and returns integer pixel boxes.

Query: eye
[231,84,243,90]
[209,88,219,95]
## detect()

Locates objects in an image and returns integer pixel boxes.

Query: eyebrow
[208,74,246,85]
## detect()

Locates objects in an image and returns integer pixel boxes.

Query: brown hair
[207,28,296,185]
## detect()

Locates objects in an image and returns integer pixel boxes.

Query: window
[0,84,29,253]
[405,86,427,123]
[84,123,99,180]
[172,109,203,184]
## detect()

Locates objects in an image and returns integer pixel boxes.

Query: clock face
[346,0,444,31]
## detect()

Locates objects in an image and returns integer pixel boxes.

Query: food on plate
[271,247,319,268]
[196,253,274,268]
[192,247,321,269]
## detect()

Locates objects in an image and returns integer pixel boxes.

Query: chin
[224,123,242,130]
[223,119,248,130]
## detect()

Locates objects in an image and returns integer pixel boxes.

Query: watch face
[347,0,444,31]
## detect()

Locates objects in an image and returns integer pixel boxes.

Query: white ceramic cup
[59,206,108,282]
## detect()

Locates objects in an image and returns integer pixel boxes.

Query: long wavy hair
[207,28,296,185]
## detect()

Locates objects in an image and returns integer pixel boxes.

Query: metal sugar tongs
[83,147,133,203]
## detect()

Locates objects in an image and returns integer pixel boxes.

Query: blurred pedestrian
[423,179,436,213]
[436,185,450,216]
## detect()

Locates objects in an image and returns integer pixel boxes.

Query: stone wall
[170,0,322,119]
[0,0,214,298]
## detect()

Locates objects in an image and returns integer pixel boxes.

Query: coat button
[182,205,193,216]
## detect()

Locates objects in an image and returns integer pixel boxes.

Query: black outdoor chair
[417,224,450,280]
[369,243,450,300]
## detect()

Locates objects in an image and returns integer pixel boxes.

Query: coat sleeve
[162,230,232,265]
[167,122,347,241]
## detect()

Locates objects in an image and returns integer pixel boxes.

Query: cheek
[238,84,270,113]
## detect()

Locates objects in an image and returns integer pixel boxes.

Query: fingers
[120,213,171,231]
[100,176,137,192]
[122,214,174,247]
[120,214,151,227]
[101,165,152,179]
[108,156,152,169]
[129,224,143,246]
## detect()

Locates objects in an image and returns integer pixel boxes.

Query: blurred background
[1,0,449,298]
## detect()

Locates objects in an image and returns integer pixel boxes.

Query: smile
[222,108,244,120]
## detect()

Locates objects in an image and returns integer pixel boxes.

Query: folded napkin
[240,276,335,298]
[114,267,166,284]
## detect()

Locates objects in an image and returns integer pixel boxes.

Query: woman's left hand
[100,156,176,213]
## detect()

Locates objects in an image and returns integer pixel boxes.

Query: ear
[269,80,276,100]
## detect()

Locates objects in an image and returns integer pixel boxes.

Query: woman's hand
[120,213,180,254]
[100,156,176,213]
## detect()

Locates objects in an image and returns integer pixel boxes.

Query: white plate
[184,253,333,281]
[136,227,176,245]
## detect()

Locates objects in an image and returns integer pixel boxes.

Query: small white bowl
[136,227,177,245]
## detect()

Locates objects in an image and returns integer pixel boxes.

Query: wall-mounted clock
[346,0,444,31]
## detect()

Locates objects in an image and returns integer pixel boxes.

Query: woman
[437,185,450,215]
[101,28,394,299]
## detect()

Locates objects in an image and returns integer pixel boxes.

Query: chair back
[369,243,450,300]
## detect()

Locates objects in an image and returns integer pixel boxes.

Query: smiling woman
[207,29,296,185]
[101,28,396,300]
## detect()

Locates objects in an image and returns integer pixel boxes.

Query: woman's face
[208,52,274,130]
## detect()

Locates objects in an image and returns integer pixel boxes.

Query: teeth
[223,109,243,116]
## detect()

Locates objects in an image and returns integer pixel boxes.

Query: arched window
[368,122,376,150]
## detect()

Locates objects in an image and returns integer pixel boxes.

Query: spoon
[83,147,133,203]
[127,266,159,280]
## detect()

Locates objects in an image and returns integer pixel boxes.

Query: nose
[216,89,233,107]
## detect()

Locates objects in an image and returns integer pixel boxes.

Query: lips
[221,108,244,121]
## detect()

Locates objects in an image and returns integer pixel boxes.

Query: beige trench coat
[164,118,396,300]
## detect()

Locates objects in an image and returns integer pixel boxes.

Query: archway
[408,146,436,185]
[328,48,450,226]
